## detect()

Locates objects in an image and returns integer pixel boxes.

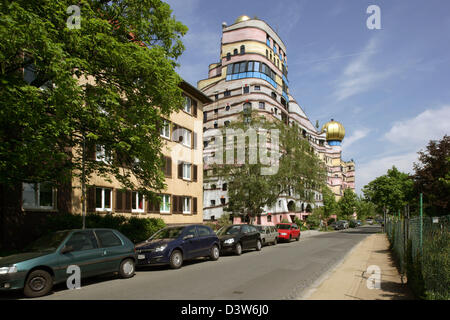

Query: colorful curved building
[198,16,355,224]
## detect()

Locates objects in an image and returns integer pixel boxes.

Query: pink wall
[222,27,267,44]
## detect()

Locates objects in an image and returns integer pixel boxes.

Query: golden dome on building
[321,119,345,143]
[235,15,251,23]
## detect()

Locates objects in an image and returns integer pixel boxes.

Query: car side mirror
[60,245,74,254]
[183,234,194,241]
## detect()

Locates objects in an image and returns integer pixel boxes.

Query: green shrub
[37,213,166,244]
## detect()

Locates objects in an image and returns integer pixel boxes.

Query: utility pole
[81,132,86,230]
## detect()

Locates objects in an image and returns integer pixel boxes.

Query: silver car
[255,225,278,246]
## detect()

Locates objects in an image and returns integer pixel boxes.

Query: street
[0,225,380,300]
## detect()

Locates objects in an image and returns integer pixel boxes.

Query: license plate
[138,254,146,260]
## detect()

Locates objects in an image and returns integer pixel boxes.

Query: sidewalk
[305,233,414,300]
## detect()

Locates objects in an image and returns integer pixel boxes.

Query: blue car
[135,224,220,269]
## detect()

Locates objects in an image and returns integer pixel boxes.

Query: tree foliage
[362,166,413,215]
[0,0,187,200]
[338,188,357,220]
[213,112,325,223]
[413,135,450,216]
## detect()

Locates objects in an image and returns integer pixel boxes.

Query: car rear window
[96,230,122,248]
[277,224,291,230]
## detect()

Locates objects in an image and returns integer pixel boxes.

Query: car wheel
[296,235,300,241]
[273,238,278,245]
[119,258,135,279]
[289,235,292,242]
[169,250,183,269]
[256,240,262,251]
[210,245,220,261]
[235,242,242,256]
[23,269,53,298]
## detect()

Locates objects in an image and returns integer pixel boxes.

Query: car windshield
[277,224,291,230]
[217,225,241,236]
[25,230,71,252]
[149,227,184,240]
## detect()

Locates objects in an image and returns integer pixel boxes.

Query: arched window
[225,105,230,111]
[233,48,238,55]
[226,53,231,61]
[240,45,245,54]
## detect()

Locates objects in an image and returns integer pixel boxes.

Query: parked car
[350,220,362,228]
[255,225,278,246]
[135,224,220,269]
[276,223,300,242]
[0,228,136,298]
[217,224,262,255]
[356,220,363,226]
[333,221,348,230]
[339,220,349,229]
[366,218,374,225]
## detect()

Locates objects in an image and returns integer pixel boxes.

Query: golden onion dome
[235,15,251,23]
[321,119,345,142]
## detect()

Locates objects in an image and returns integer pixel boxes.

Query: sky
[165,0,450,194]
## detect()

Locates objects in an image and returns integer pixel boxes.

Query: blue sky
[165,0,450,193]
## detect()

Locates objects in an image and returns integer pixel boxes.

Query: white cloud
[356,151,418,194]
[333,37,396,101]
[342,128,370,150]
[384,105,450,147]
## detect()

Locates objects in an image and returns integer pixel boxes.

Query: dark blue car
[135,225,220,269]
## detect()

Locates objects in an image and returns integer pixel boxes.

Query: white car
[255,225,278,246]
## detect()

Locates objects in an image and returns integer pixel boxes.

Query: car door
[292,224,300,238]
[94,229,126,273]
[247,225,259,248]
[240,225,252,249]
[57,230,103,279]
[180,226,202,259]
[196,225,215,256]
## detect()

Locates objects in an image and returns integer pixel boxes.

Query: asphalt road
[2,225,381,300]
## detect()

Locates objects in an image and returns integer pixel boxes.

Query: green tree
[0,0,187,201]
[322,185,338,223]
[413,135,450,216]
[338,188,357,220]
[362,166,414,215]
[355,195,376,221]
[215,112,325,223]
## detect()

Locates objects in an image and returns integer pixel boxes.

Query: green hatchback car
[0,228,137,298]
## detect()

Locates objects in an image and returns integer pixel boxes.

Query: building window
[243,86,249,94]
[22,182,55,210]
[181,128,192,148]
[259,102,265,110]
[160,119,170,139]
[215,94,219,100]
[220,198,226,205]
[95,145,112,163]
[267,215,272,222]
[95,187,112,212]
[183,163,191,180]
[254,85,260,91]
[222,183,227,191]
[240,45,245,54]
[233,48,238,55]
[160,194,171,213]
[225,105,230,111]
[214,108,218,114]
[214,121,218,128]
[271,92,277,99]
[132,191,145,213]
[210,200,216,206]
[224,120,230,127]
[183,95,192,114]
[183,197,191,214]
[226,53,231,61]
[224,90,231,97]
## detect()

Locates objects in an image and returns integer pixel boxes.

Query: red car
[276,223,300,242]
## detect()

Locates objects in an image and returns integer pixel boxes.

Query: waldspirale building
[198,15,355,224]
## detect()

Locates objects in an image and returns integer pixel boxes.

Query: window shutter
[192,132,197,149]
[193,197,197,214]
[172,195,178,213]
[178,196,183,213]
[193,100,198,117]
[87,186,96,212]
[193,165,198,182]
[164,156,172,177]
[178,162,183,179]
[124,190,132,213]
[115,189,123,211]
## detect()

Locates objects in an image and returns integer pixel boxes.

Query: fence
[385,215,449,300]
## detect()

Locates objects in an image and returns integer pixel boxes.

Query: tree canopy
[212,112,326,222]
[338,188,357,220]
[0,0,188,199]
[413,135,449,216]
